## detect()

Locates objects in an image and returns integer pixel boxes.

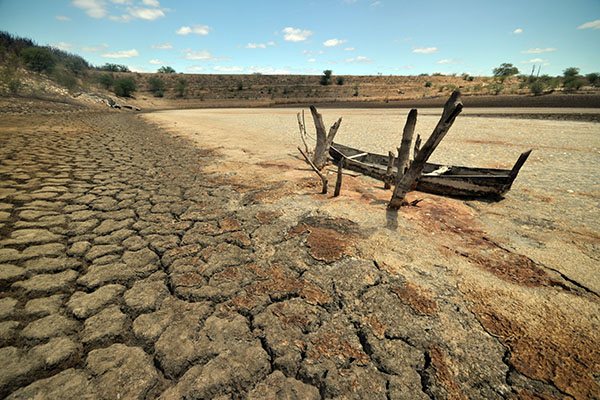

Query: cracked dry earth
[0,99,599,400]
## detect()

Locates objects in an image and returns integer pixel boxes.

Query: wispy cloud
[184,50,229,61]
[323,38,347,47]
[521,58,547,64]
[342,56,373,63]
[512,28,523,34]
[186,66,205,73]
[308,58,316,62]
[282,27,313,42]
[577,19,600,30]
[151,42,172,50]
[177,25,210,35]
[127,7,164,20]
[344,47,355,51]
[110,0,133,4]
[108,14,132,22]
[128,66,148,72]
[436,58,458,64]
[141,0,159,6]
[370,1,382,6]
[246,43,267,49]
[72,0,107,18]
[81,43,108,52]
[413,47,438,54]
[149,59,163,65]
[213,66,244,72]
[521,47,557,54]
[53,42,75,51]
[267,41,276,46]
[101,49,139,58]
[248,66,292,74]
[55,15,71,21]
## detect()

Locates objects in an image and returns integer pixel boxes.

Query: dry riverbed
[0,97,598,399]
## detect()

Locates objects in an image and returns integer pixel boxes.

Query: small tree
[20,47,57,73]
[113,77,136,97]
[586,72,600,87]
[100,63,130,72]
[98,73,114,90]
[563,67,583,91]
[336,76,344,85]
[530,81,545,96]
[237,81,243,90]
[148,76,165,97]
[157,65,176,74]
[493,63,519,82]
[66,57,87,76]
[320,70,332,86]
[175,77,187,97]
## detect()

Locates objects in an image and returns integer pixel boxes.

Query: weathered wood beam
[384,151,394,189]
[397,109,417,176]
[389,91,463,208]
[298,146,328,194]
[334,158,345,197]
[310,105,342,170]
[414,134,422,157]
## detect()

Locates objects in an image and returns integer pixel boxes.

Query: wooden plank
[389,91,463,208]
[347,152,368,160]
[384,151,394,189]
[334,158,345,197]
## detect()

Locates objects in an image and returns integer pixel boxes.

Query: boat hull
[329,143,531,199]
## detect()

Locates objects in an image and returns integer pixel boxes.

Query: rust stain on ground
[287,216,361,263]
[391,282,438,316]
[429,344,468,400]
[463,286,600,399]
[309,332,370,366]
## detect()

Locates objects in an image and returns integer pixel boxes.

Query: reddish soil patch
[429,344,468,400]
[391,282,438,316]
[309,332,370,366]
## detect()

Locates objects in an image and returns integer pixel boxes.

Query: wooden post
[388,91,463,208]
[334,158,344,197]
[298,147,328,194]
[397,109,417,176]
[384,151,395,189]
[414,134,422,157]
[310,105,342,170]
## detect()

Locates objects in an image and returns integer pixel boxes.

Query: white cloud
[323,38,347,47]
[577,19,600,30]
[55,15,71,21]
[282,27,313,42]
[308,58,316,62]
[267,41,276,46]
[108,14,133,22]
[127,7,164,20]
[72,0,107,18]
[141,0,159,6]
[151,42,172,50]
[184,50,229,61]
[370,1,382,6]
[149,59,163,65]
[521,58,546,64]
[81,43,109,52]
[177,25,210,35]
[521,47,557,54]
[393,65,415,70]
[101,49,139,58]
[248,66,292,74]
[213,66,244,72]
[512,28,523,34]
[246,43,267,49]
[186,66,205,73]
[344,47,354,51]
[128,66,148,72]
[436,58,458,64]
[110,0,133,4]
[53,42,74,51]
[342,56,373,63]
[413,47,438,54]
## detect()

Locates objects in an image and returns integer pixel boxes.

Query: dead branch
[309,105,342,170]
[297,110,310,156]
[397,109,417,176]
[334,158,344,197]
[389,91,463,208]
[298,146,328,194]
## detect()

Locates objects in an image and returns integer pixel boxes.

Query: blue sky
[0,0,598,76]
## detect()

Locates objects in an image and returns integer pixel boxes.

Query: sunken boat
[329,142,532,199]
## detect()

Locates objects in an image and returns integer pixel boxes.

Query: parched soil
[0,97,599,399]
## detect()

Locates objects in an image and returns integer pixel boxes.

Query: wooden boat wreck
[329,142,532,199]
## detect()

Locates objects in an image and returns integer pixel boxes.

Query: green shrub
[424,81,432,88]
[0,66,21,94]
[585,72,599,87]
[336,76,344,85]
[100,63,130,72]
[565,78,585,91]
[148,76,165,97]
[113,77,136,97]
[98,73,114,90]
[175,78,186,97]
[237,81,243,90]
[157,65,176,74]
[54,70,78,91]
[320,70,332,86]
[66,57,87,76]
[530,81,545,96]
[20,47,56,73]
[353,83,359,97]
[490,82,504,95]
